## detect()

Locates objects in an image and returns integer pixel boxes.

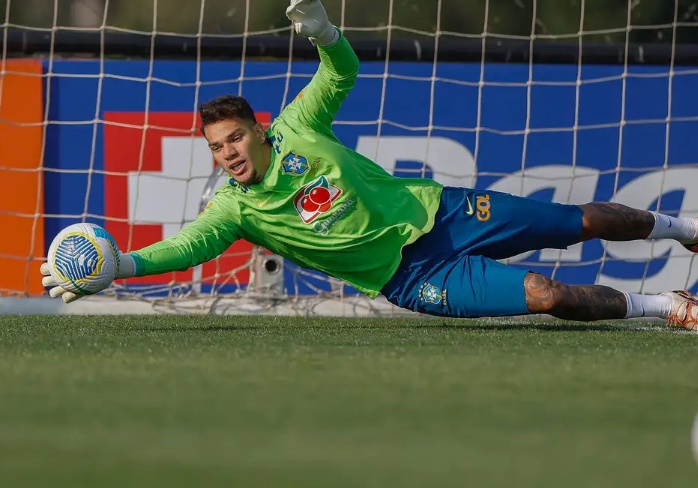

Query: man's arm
[282,0,359,135]
[127,200,239,277]
[41,198,239,303]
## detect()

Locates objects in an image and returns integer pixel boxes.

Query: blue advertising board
[43,57,698,295]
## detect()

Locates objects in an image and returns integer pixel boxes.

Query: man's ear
[255,123,266,143]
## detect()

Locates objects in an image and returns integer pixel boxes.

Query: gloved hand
[286,0,339,46]
[41,252,135,304]
[41,262,82,303]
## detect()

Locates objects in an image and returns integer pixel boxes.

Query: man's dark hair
[199,95,257,134]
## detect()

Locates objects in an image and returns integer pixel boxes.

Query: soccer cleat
[681,218,698,253]
[661,290,698,331]
[683,240,698,253]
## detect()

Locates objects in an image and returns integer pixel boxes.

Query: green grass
[0,315,697,487]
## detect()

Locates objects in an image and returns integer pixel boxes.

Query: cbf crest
[282,152,309,175]
[419,282,447,306]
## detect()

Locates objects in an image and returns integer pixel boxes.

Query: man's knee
[523,272,569,314]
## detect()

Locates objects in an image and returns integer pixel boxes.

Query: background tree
[1,0,696,44]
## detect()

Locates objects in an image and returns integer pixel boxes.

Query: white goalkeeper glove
[286,0,339,46]
[40,253,136,304]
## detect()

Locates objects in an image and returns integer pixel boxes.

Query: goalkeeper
[42,0,698,330]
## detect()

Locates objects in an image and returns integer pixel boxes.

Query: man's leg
[383,188,698,328]
[441,191,698,260]
[382,247,698,330]
[579,203,698,247]
[524,272,698,330]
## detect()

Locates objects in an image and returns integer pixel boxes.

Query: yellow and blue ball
[47,223,119,295]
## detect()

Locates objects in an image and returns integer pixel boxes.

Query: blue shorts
[381,187,584,318]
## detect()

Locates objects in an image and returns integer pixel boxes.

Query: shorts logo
[476,194,491,222]
[293,176,342,224]
[282,152,309,175]
[464,197,474,215]
[419,282,447,305]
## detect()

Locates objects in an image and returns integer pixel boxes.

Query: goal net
[2,0,698,315]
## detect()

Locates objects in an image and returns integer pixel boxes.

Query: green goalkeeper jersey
[130,33,443,298]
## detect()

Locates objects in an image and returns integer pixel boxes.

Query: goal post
[2,1,698,315]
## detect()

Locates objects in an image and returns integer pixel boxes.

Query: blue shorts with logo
[380,186,584,318]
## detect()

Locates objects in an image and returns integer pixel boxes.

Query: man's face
[204,118,270,186]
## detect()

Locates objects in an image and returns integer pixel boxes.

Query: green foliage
[1,0,697,43]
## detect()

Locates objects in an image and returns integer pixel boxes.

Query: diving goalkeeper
[42,0,698,330]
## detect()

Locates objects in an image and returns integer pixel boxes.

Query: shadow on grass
[438,322,663,332]
[137,321,666,333]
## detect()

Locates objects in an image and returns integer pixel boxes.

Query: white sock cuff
[647,211,661,240]
[647,212,698,242]
[623,292,673,319]
[621,291,632,319]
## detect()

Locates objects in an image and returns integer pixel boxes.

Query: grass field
[0,315,697,487]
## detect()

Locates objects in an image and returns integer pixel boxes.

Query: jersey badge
[293,176,342,224]
[282,152,310,175]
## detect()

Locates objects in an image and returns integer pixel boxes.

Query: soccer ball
[47,223,120,295]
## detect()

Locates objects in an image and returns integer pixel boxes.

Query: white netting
[2,0,698,315]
